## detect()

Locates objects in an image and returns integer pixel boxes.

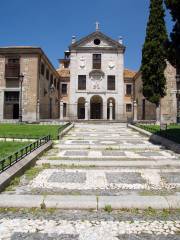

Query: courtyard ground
[0,123,180,239]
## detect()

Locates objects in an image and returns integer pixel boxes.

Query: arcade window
[78,75,86,90]
[107,75,115,90]
[93,54,101,69]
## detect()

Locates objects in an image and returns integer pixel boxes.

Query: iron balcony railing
[0,135,51,173]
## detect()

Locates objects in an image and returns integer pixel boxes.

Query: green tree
[141,0,168,121]
[165,0,180,122]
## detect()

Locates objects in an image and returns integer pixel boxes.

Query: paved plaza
[0,123,180,239]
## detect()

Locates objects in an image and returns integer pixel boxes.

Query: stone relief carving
[108,58,115,70]
[79,56,85,69]
[91,74,103,90]
[89,70,105,91]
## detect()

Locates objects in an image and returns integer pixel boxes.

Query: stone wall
[39,57,59,120]
[21,55,38,122]
[134,63,177,123]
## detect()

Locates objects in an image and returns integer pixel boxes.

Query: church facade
[58,27,135,121]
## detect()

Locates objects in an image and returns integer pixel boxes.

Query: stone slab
[98,196,171,209]
[37,159,180,167]
[0,195,180,209]
[0,194,44,208]
[11,233,79,240]
[44,195,97,209]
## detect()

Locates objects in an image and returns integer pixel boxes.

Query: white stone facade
[66,31,126,121]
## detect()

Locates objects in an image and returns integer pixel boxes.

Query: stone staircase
[1,123,180,239]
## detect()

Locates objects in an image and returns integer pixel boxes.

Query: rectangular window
[50,74,53,85]
[4,91,19,102]
[8,58,19,64]
[54,78,57,88]
[46,69,49,80]
[93,54,101,69]
[126,84,132,95]
[41,63,45,75]
[5,58,20,78]
[78,75,86,90]
[63,103,67,117]
[107,75,115,90]
[61,83,67,95]
[126,104,132,112]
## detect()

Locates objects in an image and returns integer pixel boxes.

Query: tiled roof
[124,69,137,78]
[57,68,70,78]
[57,68,137,79]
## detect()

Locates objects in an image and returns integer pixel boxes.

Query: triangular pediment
[69,31,125,51]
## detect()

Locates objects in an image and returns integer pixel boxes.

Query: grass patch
[137,124,180,144]
[0,123,69,140]
[104,205,113,213]
[25,163,51,181]
[0,142,29,159]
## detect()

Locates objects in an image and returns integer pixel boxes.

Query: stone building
[134,62,177,123]
[2,26,177,123]
[58,26,136,121]
[0,47,60,122]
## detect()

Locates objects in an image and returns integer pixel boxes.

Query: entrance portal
[90,95,103,119]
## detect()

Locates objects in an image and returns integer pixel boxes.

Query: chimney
[118,36,123,44]
[72,35,76,44]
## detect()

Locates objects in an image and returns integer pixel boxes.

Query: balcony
[5,63,20,78]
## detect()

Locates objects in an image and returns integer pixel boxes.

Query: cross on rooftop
[96,21,100,31]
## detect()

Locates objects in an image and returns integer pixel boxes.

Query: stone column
[133,101,137,122]
[60,100,64,120]
[36,99,40,122]
[85,101,89,120]
[103,100,107,120]
[109,100,113,121]
[0,91,4,121]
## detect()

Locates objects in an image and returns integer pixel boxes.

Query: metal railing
[0,135,51,173]
[136,124,180,144]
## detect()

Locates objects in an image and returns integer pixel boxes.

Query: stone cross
[96,21,100,31]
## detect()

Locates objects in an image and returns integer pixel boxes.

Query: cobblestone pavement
[1,123,180,239]
[1,210,180,240]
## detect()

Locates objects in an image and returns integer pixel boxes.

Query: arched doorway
[90,95,103,119]
[107,98,115,120]
[77,97,85,119]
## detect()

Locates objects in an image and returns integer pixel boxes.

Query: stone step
[55,150,175,160]
[37,159,180,168]
[59,139,151,145]
[56,144,162,150]
[0,194,180,209]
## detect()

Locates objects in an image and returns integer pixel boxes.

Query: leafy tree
[165,0,180,122]
[141,0,168,121]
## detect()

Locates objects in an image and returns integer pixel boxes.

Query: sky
[0,0,173,71]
